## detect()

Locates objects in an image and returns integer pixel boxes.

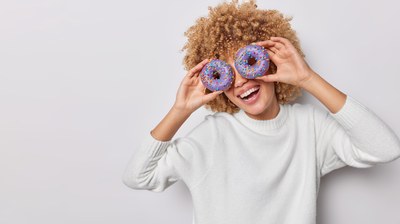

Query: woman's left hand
[253,36,315,88]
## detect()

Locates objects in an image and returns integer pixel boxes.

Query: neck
[233,98,288,134]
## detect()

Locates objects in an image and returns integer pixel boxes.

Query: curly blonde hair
[181,0,305,114]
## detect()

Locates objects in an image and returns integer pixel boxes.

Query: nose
[226,57,248,88]
[233,68,248,88]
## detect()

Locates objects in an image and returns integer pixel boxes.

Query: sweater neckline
[233,103,289,134]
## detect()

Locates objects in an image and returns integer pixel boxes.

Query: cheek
[267,84,275,94]
[224,89,235,101]
[261,83,276,98]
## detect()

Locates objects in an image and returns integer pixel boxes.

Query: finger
[253,40,276,47]
[193,69,202,77]
[196,76,205,89]
[265,48,277,62]
[270,36,292,47]
[251,41,280,60]
[270,47,279,53]
[191,72,199,79]
[202,90,224,104]
[273,42,285,50]
[187,61,207,78]
[255,74,279,83]
[265,47,275,55]
[265,46,276,54]
[187,59,209,77]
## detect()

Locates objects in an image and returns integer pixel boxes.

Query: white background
[1,0,399,223]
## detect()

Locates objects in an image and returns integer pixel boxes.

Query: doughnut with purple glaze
[234,44,270,79]
[200,59,234,91]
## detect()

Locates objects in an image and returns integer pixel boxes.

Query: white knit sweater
[122,95,400,224]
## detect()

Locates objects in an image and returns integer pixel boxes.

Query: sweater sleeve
[122,116,216,192]
[314,95,400,177]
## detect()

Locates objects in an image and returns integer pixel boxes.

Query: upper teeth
[240,87,259,99]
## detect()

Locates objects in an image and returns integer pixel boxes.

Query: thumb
[202,90,224,104]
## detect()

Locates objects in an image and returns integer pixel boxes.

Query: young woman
[122,1,400,223]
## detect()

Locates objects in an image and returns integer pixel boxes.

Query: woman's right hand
[173,59,224,114]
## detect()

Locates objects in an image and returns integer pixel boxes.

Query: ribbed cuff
[329,95,370,131]
[138,132,172,158]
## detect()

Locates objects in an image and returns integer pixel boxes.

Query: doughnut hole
[212,71,221,79]
[247,57,257,66]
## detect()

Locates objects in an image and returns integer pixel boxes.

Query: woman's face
[223,57,279,120]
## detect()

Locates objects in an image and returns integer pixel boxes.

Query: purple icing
[234,44,270,79]
[200,59,234,91]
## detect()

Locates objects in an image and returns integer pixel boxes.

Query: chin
[242,102,270,115]
[237,88,273,114]
[224,79,277,117]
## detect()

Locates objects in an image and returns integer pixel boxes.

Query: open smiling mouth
[238,86,260,102]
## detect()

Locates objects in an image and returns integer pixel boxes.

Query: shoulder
[286,102,331,125]
[289,101,314,113]
[287,101,319,117]
[180,112,235,143]
[196,111,238,128]
[183,112,238,139]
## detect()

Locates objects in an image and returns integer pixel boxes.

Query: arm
[295,60,400,175]
[298,71,346,114]
[122,59,223,192]
[150,106,191,141]
[312,95,400,176]
[122,117,216,192]
[151,59,223,141]
[254,36,400,176]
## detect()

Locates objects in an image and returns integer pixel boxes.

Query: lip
[236,84,260,98]
[239,86,260,105]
